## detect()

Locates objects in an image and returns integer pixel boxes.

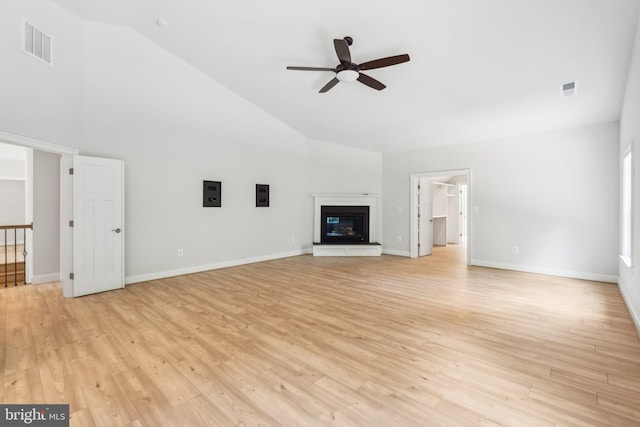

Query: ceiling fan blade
[357,73,386,91]
[287,66,336,71]
[358,54,410,71]
[319,77,340,93]
[334,39,352,64]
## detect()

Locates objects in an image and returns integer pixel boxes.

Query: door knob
[112,228,122,233]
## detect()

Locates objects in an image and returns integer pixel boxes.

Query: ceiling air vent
[24,22,52,65]
[561,81,576,98]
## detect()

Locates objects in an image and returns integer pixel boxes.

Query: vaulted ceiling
[51,0,640,152]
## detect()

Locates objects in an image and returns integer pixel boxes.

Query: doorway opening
[0,142,33,285]
[1,130,77,294]
[410,169,471,265]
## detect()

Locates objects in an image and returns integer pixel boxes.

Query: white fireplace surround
[312,194,381,256]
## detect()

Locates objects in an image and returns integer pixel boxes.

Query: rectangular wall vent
[561,81,576,98]
[24,22,52,64]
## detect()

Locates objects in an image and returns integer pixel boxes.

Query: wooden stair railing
[1,223,32,287]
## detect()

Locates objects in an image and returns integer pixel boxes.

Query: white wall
[619,12,640,332]
[0,147,27,243]
[0,1,383,284]
[0,180,26,233]
[307,138,383,242]
[383,122,619,282]
[75,22,380,283]
[0,0,84,146]
[32,150,60,282]
[0,158,26,179]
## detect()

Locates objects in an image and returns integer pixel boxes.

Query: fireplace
[312,194,381,256]
[321,206,369,244]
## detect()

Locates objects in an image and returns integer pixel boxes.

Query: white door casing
[72,155,124,297]
[418,177,433,256]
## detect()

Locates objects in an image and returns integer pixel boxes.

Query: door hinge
[69,220,74,227]
[69,273,74,280]
[69,168,74,175]
[418,243,421,247]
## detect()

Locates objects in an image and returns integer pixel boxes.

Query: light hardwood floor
[1,244,25,263]
[2,245,640,426]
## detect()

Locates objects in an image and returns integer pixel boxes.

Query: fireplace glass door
[320,206,369,244]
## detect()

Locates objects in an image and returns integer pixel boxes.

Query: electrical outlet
[397,235,402,242]
[177,249,184,257]
[291,236,296,243]
[512,246,519,254]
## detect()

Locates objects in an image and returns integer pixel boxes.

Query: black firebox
[320,205,370,244]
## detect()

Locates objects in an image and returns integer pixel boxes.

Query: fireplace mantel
[312,194,381,256]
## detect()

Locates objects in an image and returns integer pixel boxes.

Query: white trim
[620,255,632,268]
[32,272,61,284]
[313,244,381,256]
[0,176,26,181]
[471,259,617,283]
[382,249,411,257]
[125,250,310,285]
[60,154,73,297]
[620,144,633,266]
[0,130,78,155]
[618,278,640,337]
[312,194,380,244]
[25,148,33,284]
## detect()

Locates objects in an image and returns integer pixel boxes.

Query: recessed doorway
[410,169,471,264]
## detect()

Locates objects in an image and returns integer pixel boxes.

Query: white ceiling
[51,0,640,153]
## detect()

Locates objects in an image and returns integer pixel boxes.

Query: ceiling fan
[287,36,410,93]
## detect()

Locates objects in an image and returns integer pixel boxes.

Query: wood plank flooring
[0,244,25,263]
[2,245,640,426]
[1,244,26,287]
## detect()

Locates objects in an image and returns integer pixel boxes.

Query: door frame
[410,169,472,263]
[0,130,78,296]
[417,176,433,257]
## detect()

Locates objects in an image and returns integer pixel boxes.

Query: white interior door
[72,155,124,297]
[418,178,433,256]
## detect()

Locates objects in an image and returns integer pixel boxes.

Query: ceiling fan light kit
[287,36,410,93]
[336,69,359,83]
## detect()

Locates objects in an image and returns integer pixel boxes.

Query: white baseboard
[618,280,640,337]
[471,259,617,283]
[382,249,411,257]
[125,249,311,285]
[32,272,61,284]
